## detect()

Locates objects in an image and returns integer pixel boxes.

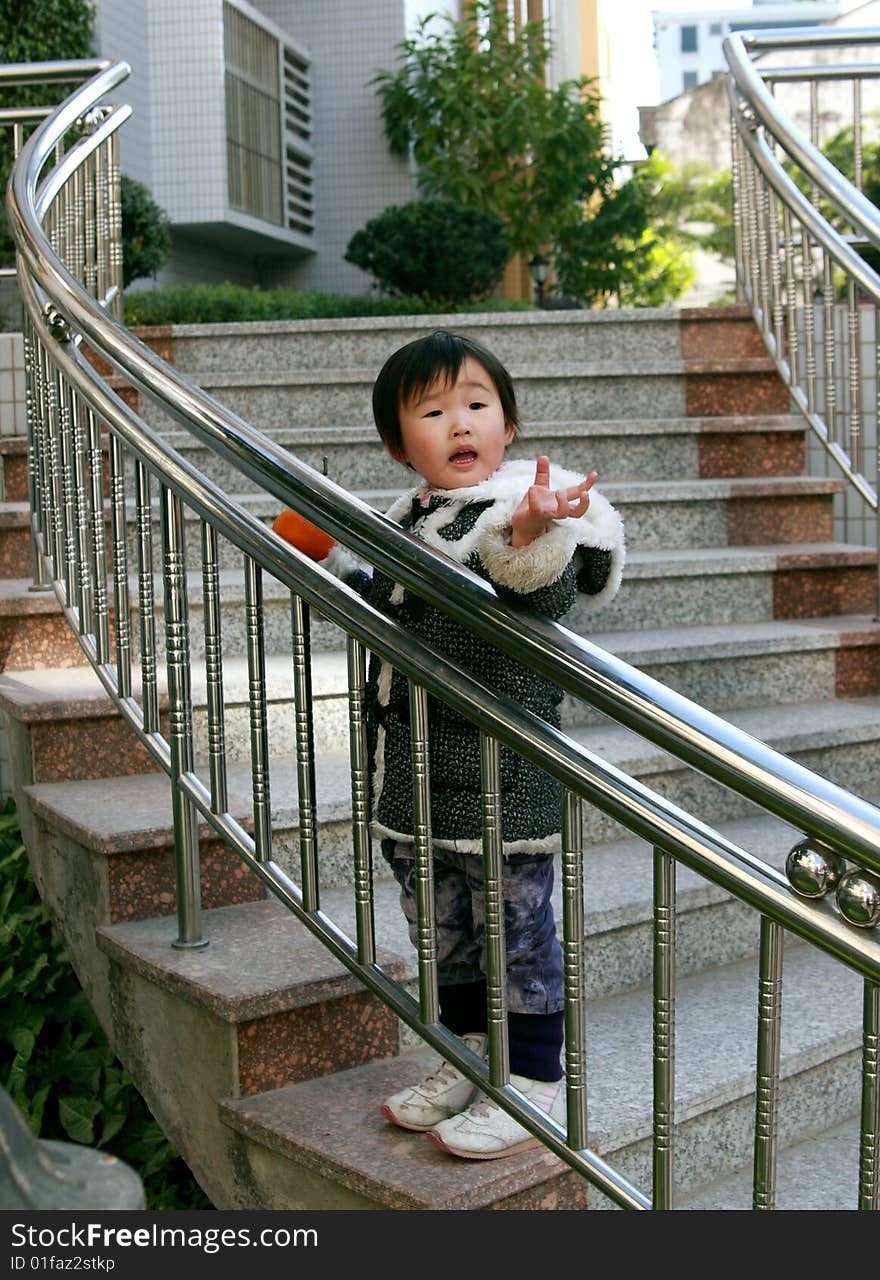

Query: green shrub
[344,200,509,305]
[0,802,212,1210]
[120,175,172,288]
[123,281,532,327]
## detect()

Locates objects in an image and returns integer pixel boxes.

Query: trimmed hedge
[123,282,532,327]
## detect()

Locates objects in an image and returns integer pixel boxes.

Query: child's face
[392,358,514,489]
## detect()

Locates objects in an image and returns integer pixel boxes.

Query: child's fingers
[534,455,551,489]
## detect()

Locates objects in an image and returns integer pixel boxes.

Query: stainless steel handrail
[9,58,880,1211]
[9,64,880,881]
[724,25,880,608]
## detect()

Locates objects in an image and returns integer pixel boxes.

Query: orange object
[272,508,336,561]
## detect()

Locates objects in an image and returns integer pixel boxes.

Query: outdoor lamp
[528,253,549,306]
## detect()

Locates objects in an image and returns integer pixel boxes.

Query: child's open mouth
[450,448,478,466]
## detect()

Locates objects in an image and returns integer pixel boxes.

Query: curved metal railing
[724,27,880,601]
[7,59,880,1211]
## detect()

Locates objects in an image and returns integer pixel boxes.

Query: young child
[275,330,625,1160]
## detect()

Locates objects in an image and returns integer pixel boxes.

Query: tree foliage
[120,174,171,287]
[373,0,648,304]
[345,199,509,305]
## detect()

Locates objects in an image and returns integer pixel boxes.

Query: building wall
[653,2,840,102]
[257,0,413,295]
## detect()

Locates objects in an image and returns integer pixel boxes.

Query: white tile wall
[96,0,415,295]
[0,332,26,438]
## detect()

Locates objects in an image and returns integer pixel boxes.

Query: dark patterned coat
[324,459,626,855]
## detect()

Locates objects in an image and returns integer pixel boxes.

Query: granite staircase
[2,305,877,1210]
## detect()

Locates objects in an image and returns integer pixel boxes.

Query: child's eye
[469,401,486,410]
[422,408,442,418]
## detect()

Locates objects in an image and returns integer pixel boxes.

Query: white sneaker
[428,1073,566,1159]
[380,1032,488,1132]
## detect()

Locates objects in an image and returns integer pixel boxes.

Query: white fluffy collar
[390,458,587,521]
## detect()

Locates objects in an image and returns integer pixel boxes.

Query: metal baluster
[134,461,159,733]
[731,113,745,303]
[853,79,863,193]
[753,916,783,1210]
[83,149,96,299]
[201,520,228,814]
[107,128,123,320]
[802,230,817,418]
[22,323,50,591]
[653,846,676,1210]
[561,790,587,1151]
[71,161,85,288]
[809,80,820,210]
[409,682,438,1025]
[847,278,863,489]
[768,189,783,363]
[859,980,879,1210]
[244,555,272,864]
[782,207,799,388]
[746,155,761,315]
[160,485,205,950]
[39,337,63,579]
[823,251,836,449]
[757,180,771,339]
[107,433,132,699]
[94,136,109,306]
[480,732,509,1085]
[85,406,111,664]
[56,371,78,609]
[291,592,319,911]
[70,389,93,630]
[347,635,375,965]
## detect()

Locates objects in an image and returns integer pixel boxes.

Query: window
[223,3,314,237]
[681,24,697,53]
[683,70,698,91]
[709,22,722,36]
[224,4,283,225]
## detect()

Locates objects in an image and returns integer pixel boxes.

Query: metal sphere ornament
[785,838,846,899]
[835,869,880,929]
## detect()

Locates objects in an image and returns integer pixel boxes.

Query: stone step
[125,468,838,555]
[11,682,879,880]
[145,356,788,432]
[677,1114,862,1210]
[0,436,28,503]
[105,474,841,577]
[0,577,88,670]
[218,939,864,1210]
[156,414,808,492]
[88,898,406,1208]
[5,615,880,786]
[154,305,766,378]
[22,767,827,1004]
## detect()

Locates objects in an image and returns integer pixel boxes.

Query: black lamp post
[528,252,549,308]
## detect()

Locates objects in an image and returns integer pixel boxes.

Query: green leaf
[58,1095,100,1145]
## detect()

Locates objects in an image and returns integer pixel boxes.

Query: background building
[93,1,630,298]
[652,1,840,101]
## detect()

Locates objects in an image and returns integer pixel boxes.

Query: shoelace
[419,1062,460,1096]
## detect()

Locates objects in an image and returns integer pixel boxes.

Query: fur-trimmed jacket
[324,459,625,855]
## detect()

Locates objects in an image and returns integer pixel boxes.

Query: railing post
[653,846,676,1209]
[753,916,783,1209]
[860,979,879,1210]
[160,484,206,950]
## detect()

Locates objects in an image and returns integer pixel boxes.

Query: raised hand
[510,456,597,548]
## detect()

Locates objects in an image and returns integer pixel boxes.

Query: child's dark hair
[372,330,519,458]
